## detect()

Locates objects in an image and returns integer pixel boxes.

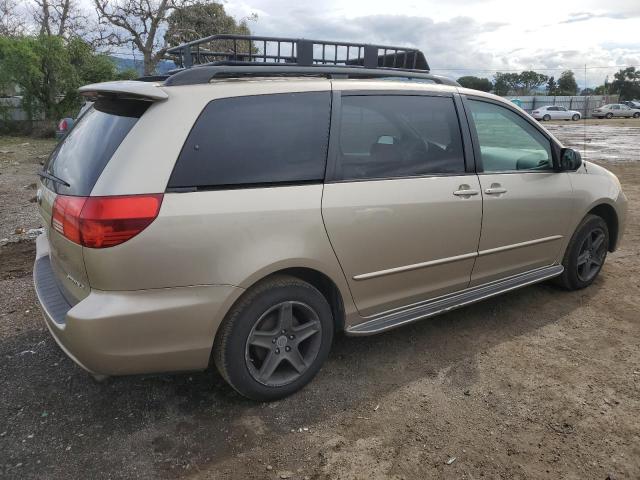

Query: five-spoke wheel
[213,275,334,401]
[246,301,322,387]
[576,227,607,283]
[556,214,609,290]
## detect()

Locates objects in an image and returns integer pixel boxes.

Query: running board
[346,265,564,336]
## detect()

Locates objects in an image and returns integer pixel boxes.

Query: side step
[346,265,563,336]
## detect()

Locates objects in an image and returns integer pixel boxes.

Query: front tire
[543,114,551,121]
[572,114,580,121]
[555,215,609,291]
[606,113,613,119]
[633,112,640,118]
[213,275,334,401]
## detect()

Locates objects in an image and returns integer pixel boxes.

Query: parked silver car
[531,105,581,121]
[593,104,640,119]
[33,35,628,400]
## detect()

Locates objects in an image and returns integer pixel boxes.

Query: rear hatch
[39,97,150,305]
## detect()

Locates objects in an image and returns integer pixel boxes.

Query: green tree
[493,72,512,96]
[557,70,578,95]
[546,76,558,96]
[0,35,119,120]
[457,75,492,92]
[493,71,548,96]
[518,70,548,95]
[610,67,640,100]
[165,1,254,48]
[593,77,610,95]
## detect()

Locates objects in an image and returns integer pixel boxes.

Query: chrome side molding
[346,265,563,335]
[353,236,563,281]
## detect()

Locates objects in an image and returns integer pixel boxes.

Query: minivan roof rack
[167,34,429,70]
[162,34,458,87]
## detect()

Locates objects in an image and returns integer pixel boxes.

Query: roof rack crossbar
[165,34,430,72]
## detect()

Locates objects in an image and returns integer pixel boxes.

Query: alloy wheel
[576,227,606,283]
[245,301,322,387]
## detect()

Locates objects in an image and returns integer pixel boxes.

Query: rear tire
[633,112,640,118]
[555,215,609,291]
[572,114,580,121]
[213,275,334,401]
[606,113,613,119]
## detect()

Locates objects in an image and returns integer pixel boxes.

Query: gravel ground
[1,121,639,479]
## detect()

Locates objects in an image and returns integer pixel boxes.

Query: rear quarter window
[44,98,149,196]
[168,92,331,189]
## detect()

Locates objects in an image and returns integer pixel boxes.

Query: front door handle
[453,184,479,197]
[485,183,507,195]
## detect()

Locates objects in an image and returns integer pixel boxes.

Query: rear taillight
[57,119,68,131]
[52,194,163,248]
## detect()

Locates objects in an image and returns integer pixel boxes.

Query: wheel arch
[587,203,619,251]
[275,267,346,333]
[226,262,350,335]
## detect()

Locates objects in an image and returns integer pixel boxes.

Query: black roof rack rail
[166,34,429,71]
[163,63,458,87]
[136,74,170,82]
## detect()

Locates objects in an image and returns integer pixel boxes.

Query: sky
[221,0,640,88]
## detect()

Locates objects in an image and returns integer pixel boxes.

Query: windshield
[44,98,149,196]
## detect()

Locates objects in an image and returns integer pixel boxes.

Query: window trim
[324,90,473,183]
[460,94,562,174]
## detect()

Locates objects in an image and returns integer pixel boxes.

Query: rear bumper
[34,234,244,376]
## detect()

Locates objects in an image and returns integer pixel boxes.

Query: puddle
[545,123,640,163]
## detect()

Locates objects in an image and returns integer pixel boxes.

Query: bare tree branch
[94,0,183,74]
[0,0,26,36]
[32,0,91,40]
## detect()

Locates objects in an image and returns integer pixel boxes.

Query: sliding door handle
[453,188,479,196]
[485,182,507,195]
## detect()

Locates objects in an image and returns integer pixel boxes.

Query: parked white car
[592,104,640,119]
[531,105,581,121]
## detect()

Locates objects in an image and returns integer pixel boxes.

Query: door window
[467,100,553,172]
[335,95,465,180]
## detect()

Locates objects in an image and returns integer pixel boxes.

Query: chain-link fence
[504,95,620,118]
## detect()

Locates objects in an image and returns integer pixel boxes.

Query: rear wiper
[38,170,70,188]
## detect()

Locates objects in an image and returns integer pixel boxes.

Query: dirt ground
[1,123,639,480]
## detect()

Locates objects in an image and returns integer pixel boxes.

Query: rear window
[43,98,149,196]
[168,92,331,189]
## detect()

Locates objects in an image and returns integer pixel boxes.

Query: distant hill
[110,56,178,75]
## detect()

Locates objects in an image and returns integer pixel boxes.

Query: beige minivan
[34,36,627,400]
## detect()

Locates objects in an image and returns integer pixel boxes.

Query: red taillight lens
[52,195,85,243]
[58,119,68,131]
[51,194,163,248]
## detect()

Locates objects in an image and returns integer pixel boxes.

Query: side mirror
[559,148,582,171]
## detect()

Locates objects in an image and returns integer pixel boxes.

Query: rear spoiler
[79,81,168,101]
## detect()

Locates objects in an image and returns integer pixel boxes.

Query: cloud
[251,12,503,71]
[224,2,640,87]
[559,11,635,24]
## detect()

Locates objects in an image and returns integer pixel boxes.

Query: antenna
[583,63,587,169]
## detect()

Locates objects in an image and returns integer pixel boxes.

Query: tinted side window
[335,95,465,181]
[44,99,148,196]
[467,100,552,172]
[168,92,331,189]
